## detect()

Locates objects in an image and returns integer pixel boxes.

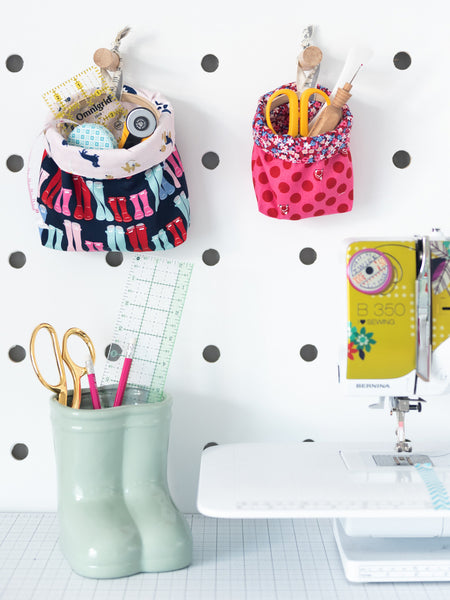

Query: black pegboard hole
[392,150,411,169]
[203,345,220,363]
[11,443,28,460]
[393,52,411,70]
[9,251,26,268]
[201,54,219,72]
[105,343,123,361]
[300,344,318,362]
[9,345,26,363]
[202,152,220,170]
[6,54,24,73]
[6,155,24,172]
[299,247,317,265]
[202,249,220,266]
[105,251,123,267]
[203,442,219,450]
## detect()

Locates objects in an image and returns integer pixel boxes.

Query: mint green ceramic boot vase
[122,395,193,572]
[50,385,192,579]
[50,386,142,578]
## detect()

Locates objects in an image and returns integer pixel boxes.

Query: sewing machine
[330,232,450,581]
[197,232,450,583]
[343,233,450,450]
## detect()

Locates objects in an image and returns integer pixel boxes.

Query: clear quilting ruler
[43,65,111,116]
[42,65,127,137]
[101,256,193,401]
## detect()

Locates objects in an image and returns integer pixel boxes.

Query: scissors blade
[416,237,431,381]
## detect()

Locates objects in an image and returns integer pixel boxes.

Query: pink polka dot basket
[252,83,353,220]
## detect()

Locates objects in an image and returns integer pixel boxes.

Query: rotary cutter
[118,105,159,149]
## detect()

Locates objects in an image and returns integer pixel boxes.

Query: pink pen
[113,339,135,407]
[86,358,101,410]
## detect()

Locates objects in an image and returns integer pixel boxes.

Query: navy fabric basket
[33,87,190,252]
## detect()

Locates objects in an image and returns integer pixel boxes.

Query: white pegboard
[0,0,449,513]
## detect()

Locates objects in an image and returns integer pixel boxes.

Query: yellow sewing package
[346,240,417,380]
[346,238,450,384]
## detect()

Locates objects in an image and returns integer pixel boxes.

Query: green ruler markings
[101,255,193,401]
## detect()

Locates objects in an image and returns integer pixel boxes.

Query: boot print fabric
[252,83,354,220]
[32,87,190,252]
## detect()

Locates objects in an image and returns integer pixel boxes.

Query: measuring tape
[101,256,193,402]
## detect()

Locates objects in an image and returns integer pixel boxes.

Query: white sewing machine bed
[197,442,450,518]
[197,442,450,582]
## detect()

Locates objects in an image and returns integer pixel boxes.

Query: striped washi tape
[414,462,450,510]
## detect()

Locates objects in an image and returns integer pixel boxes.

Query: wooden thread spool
[297,46,323,71]
[93,48,120,71]
[296,45,323,101]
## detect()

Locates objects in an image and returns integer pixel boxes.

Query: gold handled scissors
[265,87,330,137]
[30,323,96,409]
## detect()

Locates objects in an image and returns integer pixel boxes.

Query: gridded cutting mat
[2,513,450,599]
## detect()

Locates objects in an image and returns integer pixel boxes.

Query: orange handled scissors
[30,323,96,409]
[265,87,330,137]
